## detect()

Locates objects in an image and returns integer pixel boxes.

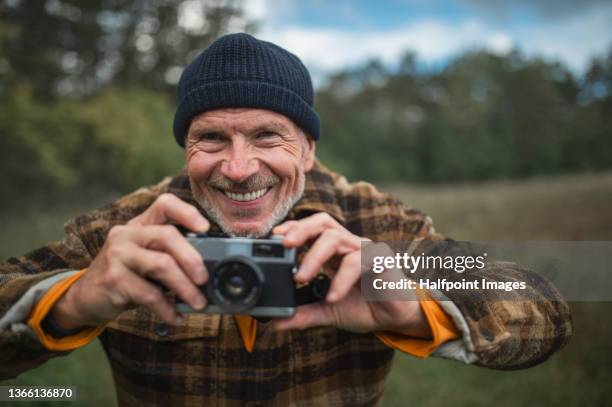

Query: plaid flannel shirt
[0,160,572,406]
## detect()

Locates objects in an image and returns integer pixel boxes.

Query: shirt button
[155,323,169,337]
[481,328,494,341]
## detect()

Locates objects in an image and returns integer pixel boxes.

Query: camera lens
[226,275,246,297]
[218,264,252,300]
[207,256,264,313]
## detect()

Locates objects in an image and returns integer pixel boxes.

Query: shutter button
[155,323,169,337]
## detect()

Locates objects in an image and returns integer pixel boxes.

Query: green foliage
[69,88,184,190]
[0,0,610,205]
[0,87,183,210]
[0,0,251,98]
[0,0,253,210]
[1,341,115,407]
[316,49,612,183]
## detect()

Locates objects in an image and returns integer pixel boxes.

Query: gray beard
[190,175,306,238]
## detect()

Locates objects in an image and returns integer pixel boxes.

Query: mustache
[208,173,280,191]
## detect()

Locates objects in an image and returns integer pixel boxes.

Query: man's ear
[303,135,316,171]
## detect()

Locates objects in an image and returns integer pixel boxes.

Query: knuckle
[161,224,180,239]
[188,255,204,272]
[187,204,201,218]
[102,268,123,288]
[323,228,340,239]
[105,244,125,260]
[282,221,298,231]
[152,253,175,271]
[315,212,331,221]
[141,288,162,305]
[156,193,176,208]
[317,212,335,226]
[107,224,127,240]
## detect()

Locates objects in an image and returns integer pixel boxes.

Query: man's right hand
[50,193,210,329]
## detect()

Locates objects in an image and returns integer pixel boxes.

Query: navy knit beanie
[173,33,320,147]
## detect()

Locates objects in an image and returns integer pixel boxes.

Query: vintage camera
[176,233,329,317]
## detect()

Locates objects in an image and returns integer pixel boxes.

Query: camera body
[177,233,298,317]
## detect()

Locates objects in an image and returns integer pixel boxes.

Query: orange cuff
[27,269,105,352]
[234,289,460,356]
[376,289,460,358]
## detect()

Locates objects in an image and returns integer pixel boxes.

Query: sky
[233,0,612,86]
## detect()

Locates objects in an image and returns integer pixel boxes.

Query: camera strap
[253,274,330,324]
[294,273,331,306]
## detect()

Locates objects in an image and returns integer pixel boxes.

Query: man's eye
[199,132,223,141]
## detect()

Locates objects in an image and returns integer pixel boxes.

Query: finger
[296,229,360,283]
[121,272,184,326]
[123,245,207,311]
[129,193,209,232]
[271,303,336,331]
[282,213,342,248]
[129,224,207,285]
[272,220,298,235]
[326,251,361,303]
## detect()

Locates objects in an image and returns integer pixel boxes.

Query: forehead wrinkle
[189,109,298,135]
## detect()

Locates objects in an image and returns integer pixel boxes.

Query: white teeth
[223,188,268,202]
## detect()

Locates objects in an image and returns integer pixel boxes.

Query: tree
[0,0,252,99]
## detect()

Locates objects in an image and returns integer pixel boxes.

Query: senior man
[0,33,571,406]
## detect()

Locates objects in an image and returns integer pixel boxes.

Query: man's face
[185,108,316,237]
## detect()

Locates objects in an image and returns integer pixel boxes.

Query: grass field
[1,171,611,406]
[381,171,612,406]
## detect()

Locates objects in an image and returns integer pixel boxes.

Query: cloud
[517,4,612,71]
[254,20,514,85]
[240,0,296,27]
[463,0,612,21]
[242,0,612,86]
[269,21,513,66]
[240,0,269,21]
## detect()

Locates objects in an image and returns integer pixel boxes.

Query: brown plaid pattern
[0,161,572,406]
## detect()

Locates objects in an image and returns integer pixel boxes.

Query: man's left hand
[271,213,432,339]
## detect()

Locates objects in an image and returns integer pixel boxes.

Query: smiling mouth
[219,187,270,202]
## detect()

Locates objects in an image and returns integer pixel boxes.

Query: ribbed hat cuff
[173,80,321,147]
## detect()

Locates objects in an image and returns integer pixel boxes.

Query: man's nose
[219,144,260,182]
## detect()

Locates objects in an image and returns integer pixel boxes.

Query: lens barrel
[206,256,265,313]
